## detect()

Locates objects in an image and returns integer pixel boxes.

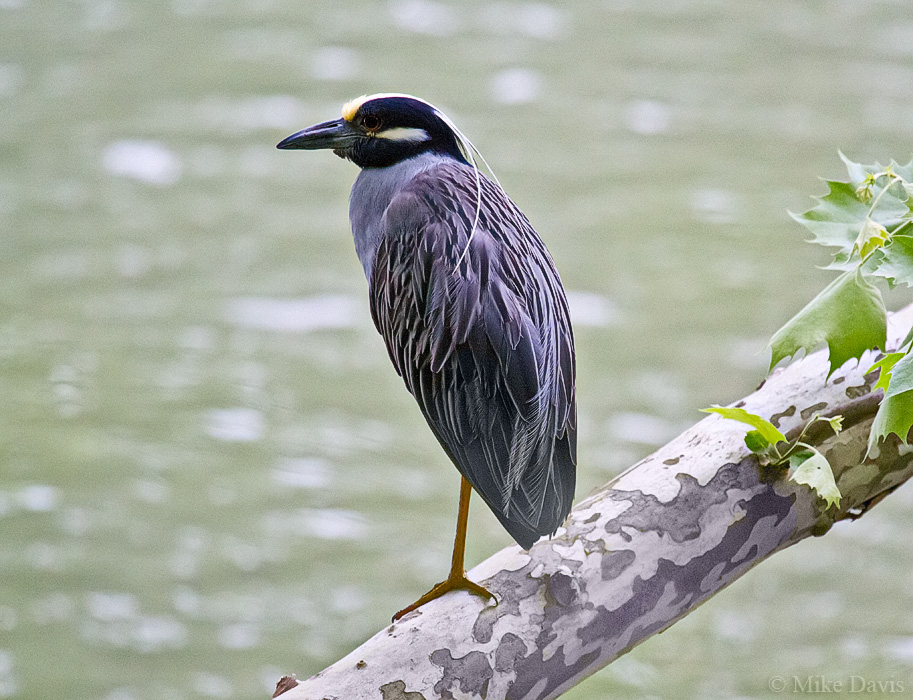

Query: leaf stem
[865,172,903,218]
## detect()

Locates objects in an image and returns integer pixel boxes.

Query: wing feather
[368,161,576,549]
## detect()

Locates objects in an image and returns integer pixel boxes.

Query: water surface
[3,2,913,698]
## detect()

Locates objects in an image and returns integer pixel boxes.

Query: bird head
[277,93,470,169]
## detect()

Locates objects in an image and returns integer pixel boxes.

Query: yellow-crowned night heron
[278,94,576,620]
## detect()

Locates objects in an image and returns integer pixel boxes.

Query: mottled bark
[274,306,913,700]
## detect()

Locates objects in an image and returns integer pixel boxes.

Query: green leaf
[838,151,870,186]
[869,390,913,452]
[821,249,858,272]
[822,247,886,273]
[769,267,887,377]
[788,447,841,509]
[822,415,843,435]
[744,430,770,453]
[701,406,787,444]
[789,180,874,252]
[871,235,913,287]
[838,153,913,198]
[900,324,913,353]
[868,350,913,451]
[880,349,913,400]
[884,158,913,185]
[791,156,912,259]
[853,218,889,258]
[867,352,906,393]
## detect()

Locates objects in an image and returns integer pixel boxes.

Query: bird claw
[392,573,495,622]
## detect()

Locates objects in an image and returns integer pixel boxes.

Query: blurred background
[3,1,913,698]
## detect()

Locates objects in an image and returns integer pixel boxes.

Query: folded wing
[369,162,576,549]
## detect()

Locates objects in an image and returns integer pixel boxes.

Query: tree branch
[272,305,913,700]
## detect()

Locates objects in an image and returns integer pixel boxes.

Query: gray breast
[348,152,449,278]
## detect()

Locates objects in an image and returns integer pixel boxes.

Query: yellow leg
[392,476,495,621]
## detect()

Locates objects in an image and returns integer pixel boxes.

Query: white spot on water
[179,326,216,351]
[170,0,210,16]
[115,243,151,278]
[840,634,868,660]
[197,94,305,134]
[264,508,368,541]
[713,609,758,642]
[305,509,367,540]
[310,46,360,81]
[88,592,138,622]
[489,67,542,105]
[103,140,182,186]
[102,689,138,700]
[0,64,23,97]
[608,654,657,687]
[203,407,265,442]
[388,468,433,500]
[81,611,188,652]
[607,412,680,446]
[134,616,188,652]
[271,458,331,490]
[220,536,263,572]
[193,672,234,698]
[0,650,14,698]
[132,479,169,504]
[26,542,62,571]
[170,527,210,579]
[0,607,15,632]
[884,24,913,57]
[691,188,743,224]
[172,585,202,617]
[389,0,461,35]
[329,585,366,613]
[479,3,567,40]
[218,622,261,649]
[566,290,621,327]
[624,99,671,135]
[17,485,60,512]
[225,295,361,333]
[886,636,913,661]
[83,0,130,30]
[259,667,287,694]
[725,337,770,371]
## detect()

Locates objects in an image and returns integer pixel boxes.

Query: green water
[3,1,913,698]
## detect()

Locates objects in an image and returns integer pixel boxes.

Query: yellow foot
[392,573,495,621]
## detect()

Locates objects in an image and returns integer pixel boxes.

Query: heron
[278,94,576,620]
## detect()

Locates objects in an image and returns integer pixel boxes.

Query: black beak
[276,118,361,150]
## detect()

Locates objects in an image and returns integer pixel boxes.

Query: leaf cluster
[703,155,913,507]
[702,407,842,508]
[771,155,913,451]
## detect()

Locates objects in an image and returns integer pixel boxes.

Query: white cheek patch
[375,127,431,142]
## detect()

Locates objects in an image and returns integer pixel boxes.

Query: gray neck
[348,152,448,279]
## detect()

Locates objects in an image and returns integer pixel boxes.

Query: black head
[277,94,469,168]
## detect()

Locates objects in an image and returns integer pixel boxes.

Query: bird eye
[361,114,381,131]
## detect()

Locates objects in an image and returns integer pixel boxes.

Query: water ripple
[225,295,361,333]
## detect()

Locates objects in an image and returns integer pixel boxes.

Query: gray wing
[368,162,576,549]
